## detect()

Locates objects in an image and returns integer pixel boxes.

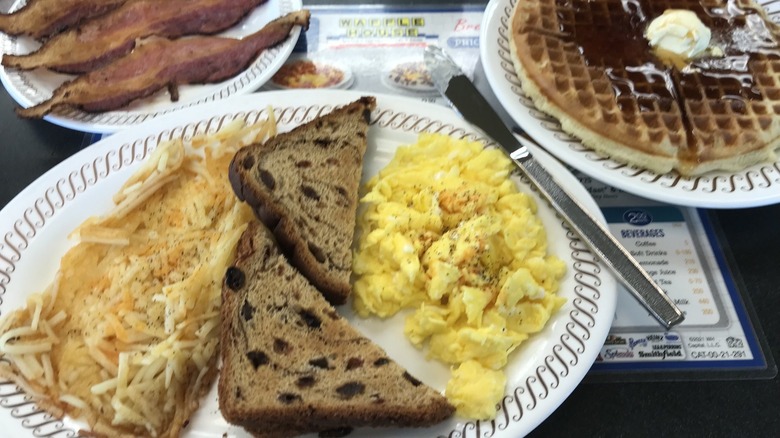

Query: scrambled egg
[352,133,567,419]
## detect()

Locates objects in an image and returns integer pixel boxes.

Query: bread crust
[229,96,376,304]
[218,223,454,436]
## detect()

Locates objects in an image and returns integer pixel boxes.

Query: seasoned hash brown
[0,116,276,437]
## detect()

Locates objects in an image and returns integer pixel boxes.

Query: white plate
[0,0,303,133]
[0,90,616,438]
[481,0,780,209]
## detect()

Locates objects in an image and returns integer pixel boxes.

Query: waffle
[509,0,780,175]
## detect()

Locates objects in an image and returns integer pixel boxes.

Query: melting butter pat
[645,9,712,67]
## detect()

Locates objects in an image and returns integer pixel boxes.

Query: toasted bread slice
[218,223,455,436]
[228,96,375,305]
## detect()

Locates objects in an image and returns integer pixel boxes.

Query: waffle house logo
[339,17,426,38]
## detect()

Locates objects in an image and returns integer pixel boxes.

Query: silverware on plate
[424,45,684,329]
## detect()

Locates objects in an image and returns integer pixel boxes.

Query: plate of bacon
[0,0,307,133]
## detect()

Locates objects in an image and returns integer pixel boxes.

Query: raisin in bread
[218,223,454,437]
[228,96,375,305]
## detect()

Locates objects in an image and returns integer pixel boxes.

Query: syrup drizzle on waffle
[514,0,780,174]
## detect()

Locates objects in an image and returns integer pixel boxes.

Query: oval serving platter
[0,90,616,438]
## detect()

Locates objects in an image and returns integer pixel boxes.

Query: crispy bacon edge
[2,0,270,74]
[0,0,127,40]
[16,10,311,119]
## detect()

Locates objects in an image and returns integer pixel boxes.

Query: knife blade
[424,45,684,329]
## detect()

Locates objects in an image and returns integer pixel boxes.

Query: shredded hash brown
[0,112,277,437]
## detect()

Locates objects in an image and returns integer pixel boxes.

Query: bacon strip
[0,0,127,40]
[17,10,310,119]
[2,0,269,74]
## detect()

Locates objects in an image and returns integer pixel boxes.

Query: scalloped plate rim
[0,90,616,438]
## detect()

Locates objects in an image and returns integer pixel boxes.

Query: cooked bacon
[17,10,310,119]
[2,0,269,74]
[0,0,127,40]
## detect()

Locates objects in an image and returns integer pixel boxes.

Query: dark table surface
[1,1,779,437]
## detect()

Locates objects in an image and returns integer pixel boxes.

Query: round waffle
[509,0,780,175]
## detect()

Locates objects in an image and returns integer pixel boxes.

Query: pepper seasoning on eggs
[352,133,567,420]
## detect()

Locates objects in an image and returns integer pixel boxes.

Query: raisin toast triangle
[228,96,376,305]
[218,223,455,437]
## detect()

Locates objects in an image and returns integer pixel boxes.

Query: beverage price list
[581,175,770,376]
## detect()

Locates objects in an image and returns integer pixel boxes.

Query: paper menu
[269,5,484,104]
[579,174,766,372]
[601,205,725,329]
[584,180,720,326]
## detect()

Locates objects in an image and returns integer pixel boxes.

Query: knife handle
[520,158,685,329]
[425,45,684,328]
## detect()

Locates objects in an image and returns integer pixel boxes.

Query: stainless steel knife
[424,45,684,329]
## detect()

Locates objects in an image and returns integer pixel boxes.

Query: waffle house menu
[273,4,775,379]
[264,5,483,103]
